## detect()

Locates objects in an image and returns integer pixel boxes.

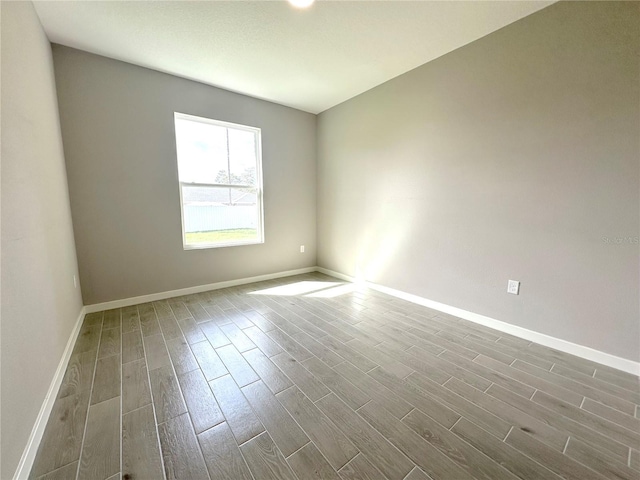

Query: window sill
[183,239,264,250]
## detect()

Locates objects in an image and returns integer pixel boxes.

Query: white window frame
[174,112,265,250]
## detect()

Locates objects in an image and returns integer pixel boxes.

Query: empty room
[2,0,639,479]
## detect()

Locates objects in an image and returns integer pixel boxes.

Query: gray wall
[53,46,317,305]
[317,1,639,361]
[1,3,84,478]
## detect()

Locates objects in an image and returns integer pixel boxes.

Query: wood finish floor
[30,272,640,480]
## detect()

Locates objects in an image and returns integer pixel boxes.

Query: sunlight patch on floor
[305,283,358,298]
[249,280,342,296]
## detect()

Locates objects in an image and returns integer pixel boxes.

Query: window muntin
[174,113,264,249]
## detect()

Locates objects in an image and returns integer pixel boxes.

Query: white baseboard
[14,307,86,480]
[84,267,317,313]
[316,267,640,376]
[315,267,354,283]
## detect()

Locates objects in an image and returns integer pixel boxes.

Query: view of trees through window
[214,166,256,186]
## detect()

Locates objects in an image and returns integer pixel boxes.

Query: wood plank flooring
[30,272,640,480]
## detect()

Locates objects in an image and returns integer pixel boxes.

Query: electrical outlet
[300,245,305,253]
[507,280,520,295]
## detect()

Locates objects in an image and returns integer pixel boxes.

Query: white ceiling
[33,1,553,114]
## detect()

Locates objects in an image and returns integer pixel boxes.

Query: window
[174,112,264,249]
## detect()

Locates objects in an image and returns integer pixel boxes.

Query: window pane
[175,117,258,186]
[182,185,260,246]
[175,117,229,184]
[228,128,257,186]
